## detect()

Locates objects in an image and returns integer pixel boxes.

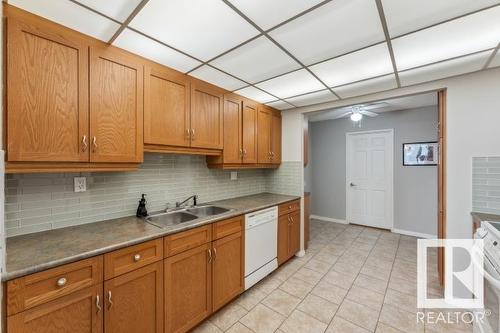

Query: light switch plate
[74,177,87,192]
[230,171,237,180]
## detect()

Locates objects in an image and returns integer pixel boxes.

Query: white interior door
[346,130,393,229]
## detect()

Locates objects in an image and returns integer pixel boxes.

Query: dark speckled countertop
[5,192,299,281]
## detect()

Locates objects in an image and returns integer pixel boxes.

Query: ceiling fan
[335,102,389,122]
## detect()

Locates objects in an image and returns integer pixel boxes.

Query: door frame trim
[345,128,394,230]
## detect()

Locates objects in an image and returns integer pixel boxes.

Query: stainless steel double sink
[145,205,231,229]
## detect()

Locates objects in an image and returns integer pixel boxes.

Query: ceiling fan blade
[361,110,378,117]
[361,102,390,111]
[334,111,352,119]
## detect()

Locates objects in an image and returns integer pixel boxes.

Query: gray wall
[309,106,438,236]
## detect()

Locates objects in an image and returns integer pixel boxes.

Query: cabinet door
[144,66,190,148]
[165,243,212,333]
[257,107,272,164]
[190,81,224,149]
[6,18,89,162]
[304,194,310,250]
[212,232,244,311]
[7,285,102,333]
[90,47,143,163]
[104,262,163,333]
[277,215,289,266]
[223,95,242,164]
[242,101,258,164]
[288,211,301,258]
[271,111,282,164]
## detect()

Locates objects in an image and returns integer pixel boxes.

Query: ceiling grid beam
[483,42,500,70]
[107,0,151,44]
[375,0,401,88]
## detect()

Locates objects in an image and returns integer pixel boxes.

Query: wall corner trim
[310,215,348,224]
[391,228,437,239]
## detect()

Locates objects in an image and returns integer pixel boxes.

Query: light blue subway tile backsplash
[472,156,500,215]
[4,154,302,237]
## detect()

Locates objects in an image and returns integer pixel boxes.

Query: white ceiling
[308,92,438,122]
[9,0,500,110]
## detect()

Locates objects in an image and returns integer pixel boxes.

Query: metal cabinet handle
[243,149,247,156]
[239,149,243,157]
[108,290,113,309]
[290,216,294,223]
[82,135,88,152]
[213,248,217,261]
[92,136,97,152]
[57,277,67,287]
[133,254,141,262]
[191,129,195,140]
[208,249,212,263]
[186,129,191,139]
[96,295,102,313]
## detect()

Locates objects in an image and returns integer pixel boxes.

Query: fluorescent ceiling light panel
[9,0,120,41]
[335,74,397,99]
[399,51,491,86]
[256,69,325,98]
[190,66,247,91]
[113,29,201,73]
[265,100,294,110]
[74,0,141,22]
[382,0,500,37]
[269,0,385,65]
[210,36,300,83]
[130,0,259,61]
[490,51,500,68]
[310,43,394,87]
[227,0,324,30]
[286,90,338,107]
[234,86,276,103]
[392,6,500,70]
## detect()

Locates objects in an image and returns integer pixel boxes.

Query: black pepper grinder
[136,194,148,217]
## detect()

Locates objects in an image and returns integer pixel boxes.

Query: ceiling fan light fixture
[350,112,363,122]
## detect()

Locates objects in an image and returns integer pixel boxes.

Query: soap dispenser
[136,194,148,217]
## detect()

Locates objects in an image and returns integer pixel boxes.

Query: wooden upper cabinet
[257,106,272,164]
[104,262,163,333]
[89,47,143,163]
[144,66,190,148]
[223,95,243,164]
[190,80,224,150]
[6,17,89,163]
[271,111,282,164]
[242,100,258,164]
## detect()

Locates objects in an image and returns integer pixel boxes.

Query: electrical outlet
[230,171,237,180]
[74,177,87,192]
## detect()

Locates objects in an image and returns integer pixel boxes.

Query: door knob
[350,183,356,187]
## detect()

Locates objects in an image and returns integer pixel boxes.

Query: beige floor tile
[297,293,339,324]
[360,264,391,281]
[279,310,328,333]
[253,275,282,295]
[226,322,254,333]
[425,321,473,332]
[279,276,315,299]
[210,303,248,331]
[322,269,357,289]
[192,321,224,333]
[332,261,362,276]
[346,285,384,310]
[379,304,423,333]
[239,304,285,333]
[354,274,388,294]
[365,256,394,270]
[313,252,340,265]
[304,258,333,274]
[387,276,417,296]
[261,289,301,316]
[326,316,371,333]
[311,280,348,304]
[293,267,324,285]
[336,299,380,331]
[236,288,267,311]
[375,322,405,333]
[384,288,418,313]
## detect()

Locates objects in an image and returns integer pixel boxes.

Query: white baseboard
[391,228,436,239]
[310,215,348,224]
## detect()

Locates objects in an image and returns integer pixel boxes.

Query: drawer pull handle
[82,135,88,152]
[208,249,212,263]
[213,248,217,261]
[96,295,102,313]
[57,277,67,287]
[133,254,141,262]
[92,136,98,152]
[108,291,113,309]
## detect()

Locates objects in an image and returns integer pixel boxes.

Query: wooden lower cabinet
[278,208,301,265]
[164,243,212,333]
[212,231,244,312]
[304,193,310,250]
[104,262,163,333]
[7,284,103,333]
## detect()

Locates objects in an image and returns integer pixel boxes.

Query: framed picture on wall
[403,142,438,166]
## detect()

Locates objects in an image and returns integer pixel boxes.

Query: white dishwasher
[245,206,278,290]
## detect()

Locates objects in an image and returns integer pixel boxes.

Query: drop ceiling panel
[190,66,247,91]
[129,0,259,61]
[9,0,120,41]
[269,0,385,65]
[234,86,276,103]
[210,36,300,83]
[256,69,325,98]
[74,0,142,22]
[286,90,338,107]
[490,50,500,68]
[399,51,491,86]
[335,75,397,99]
[266,100,294,110]
[392,6,500,70]
[227,0,324,30]
[113,29,201,73]
[310,43,394,87]
[382,0,500,37]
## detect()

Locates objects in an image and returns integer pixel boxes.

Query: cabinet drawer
[6,256,103,316]
[164,225,212,257]
[104,238,163,280]
[213,216,243,240]
[278,200,300,216]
